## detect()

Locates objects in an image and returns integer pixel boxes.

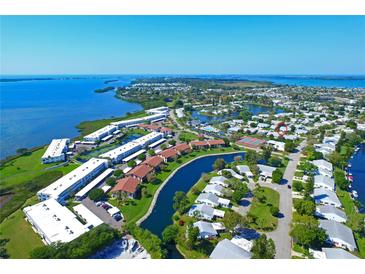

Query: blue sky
[1,16,364,75]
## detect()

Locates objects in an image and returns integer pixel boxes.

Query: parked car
[287,185,292,189]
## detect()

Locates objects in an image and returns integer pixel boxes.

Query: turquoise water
[0,77,142,159]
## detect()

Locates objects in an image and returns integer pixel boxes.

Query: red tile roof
[190,140,209,147]
[112,177,140,194]
[128,164,153,179]
[159,148,178,158]
[207,139,225,146]
[142,156,164,168]
[138,124,160,131]
[173,143,190,152]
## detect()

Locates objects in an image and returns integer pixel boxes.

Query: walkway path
[264,140,306,259]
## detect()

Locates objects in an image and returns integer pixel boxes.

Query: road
[82,197,123,230]
[264,140,306,259]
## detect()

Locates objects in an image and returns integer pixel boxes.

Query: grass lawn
[248,187,279,231]
[179,131,199,142]
[110,147,239,225]
[0,198,44,258]
[337,188,365,258]
[0,147,80,190]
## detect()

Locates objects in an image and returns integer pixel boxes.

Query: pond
[191,103,284,124]
[140,151,245,258]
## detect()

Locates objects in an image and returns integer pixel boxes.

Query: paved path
[82,197,123,230]
[264,140,306,259]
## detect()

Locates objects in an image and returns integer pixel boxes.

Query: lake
[0,77,142,159]
[348,143,365,209]
[140,152,245,258]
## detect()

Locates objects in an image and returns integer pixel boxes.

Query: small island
[94,86,115,93]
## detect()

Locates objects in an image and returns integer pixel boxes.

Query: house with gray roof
[315,205,347,223]
[218,169,244,180]
[319,220,357,251]
[313,188,342,208]
[202,184,225,197]
[257,164,276,178]
[236,165,253,178]
[196,193,230,208]
[209,238,252,259]
[311,159,333,177]
[322,248,359,259]
[314,175,335,191]
[209,176,229,187]
[193,221,218,239]
[188,204,225,220]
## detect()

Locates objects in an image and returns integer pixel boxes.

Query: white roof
[314,175,335,190]
[75,168,114,198]
[38,158,108,200]
[84,125,117,140]
[236,165,253,175]
[209,238,252,259]
[312,159,333,172]
[111,113,166,127]
[41,138,69,160]
[100,132,162,161]
[23,199,88,244]
[314,188,342,208]
[257,164,276,176]
[73,204,103,228]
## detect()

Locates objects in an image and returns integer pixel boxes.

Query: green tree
[222,211,245,232]
[137,153,146,161]
[16,148,30,156]
[293,199,315,216]
[148,149,156,156]
[285,141,296,152]
[186,226,200,250]
[162,224,179,244]
[127,160,137,168]
[251,234,275,259]
[113,169,124,178]
[213,158,226,171]
[292,181,304,192]
[272,169,283,184]
[168,139,176,146]
[245,150,259,164]
[173,191,190,214]
[262,145,272,161]
[290,215,327,249]
[106,177,116,187]
[88,188,105,201]
[270,206,280,217]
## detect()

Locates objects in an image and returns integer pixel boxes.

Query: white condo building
[23,198,90,245]
[100,131,163,163]
[41,138,70,164]
[37,158,109,203]
[83,125,118,143]
[111,113,167,129]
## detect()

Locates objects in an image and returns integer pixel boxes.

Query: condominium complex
[41,138,70,164]
[100,131,164,163]
[111,113,167,129]
[23,198,90,245]
[83,125,118,143]
[37,158,109,203]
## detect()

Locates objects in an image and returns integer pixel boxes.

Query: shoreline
[136,150,243,226]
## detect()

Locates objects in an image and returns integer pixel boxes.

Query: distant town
[1,77,365,260]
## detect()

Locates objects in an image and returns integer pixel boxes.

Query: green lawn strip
[337,188,365,258]
[0,198,44,258]
[248,187,279,231]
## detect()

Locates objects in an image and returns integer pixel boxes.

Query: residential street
[264,140,306,259]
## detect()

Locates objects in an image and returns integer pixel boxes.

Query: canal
[348,143,365,210]
[140,151,245,258]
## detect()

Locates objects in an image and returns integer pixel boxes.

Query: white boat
[121,239,128,250]
[348,164,352,168]
[352,190,358,198]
